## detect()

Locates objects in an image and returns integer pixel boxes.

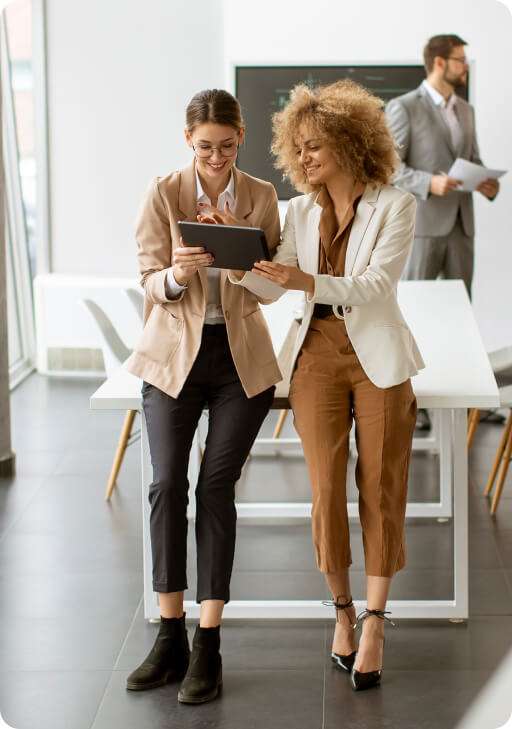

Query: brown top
[317,184,364,276]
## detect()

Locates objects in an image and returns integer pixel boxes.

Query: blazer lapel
[177,160,198,220]
[344,185,378,275]
[232,167,253,221]
[418,86,456,158]
[177,160,208,294]
[305,199,321,274]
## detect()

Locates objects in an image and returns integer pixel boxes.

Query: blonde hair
[271,79,399,193]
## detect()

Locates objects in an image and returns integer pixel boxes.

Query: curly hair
[271,79,399,193]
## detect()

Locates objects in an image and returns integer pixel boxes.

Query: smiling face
[295,123,341,187]
[185,122,244,183]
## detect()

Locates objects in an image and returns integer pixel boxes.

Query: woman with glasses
[125,88,281,703]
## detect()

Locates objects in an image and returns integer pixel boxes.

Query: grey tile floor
[1,374,512,728]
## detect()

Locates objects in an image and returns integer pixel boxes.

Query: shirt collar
[195,168,235,205]
[316,182,366,211]
[422,79,456,110]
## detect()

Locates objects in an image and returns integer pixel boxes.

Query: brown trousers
[289,316,417,577]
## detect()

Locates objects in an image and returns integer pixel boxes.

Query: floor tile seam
[88,669,116,729]
[501,568,512,601]
[89,598,143,729]
[486,521,511,577]
[112,594,144,671]
[0,477,51,548]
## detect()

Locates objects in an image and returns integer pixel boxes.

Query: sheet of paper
[447,158,507,192]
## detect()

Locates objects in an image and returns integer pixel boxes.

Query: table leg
[452,407,469,620]
[438,408,454,519]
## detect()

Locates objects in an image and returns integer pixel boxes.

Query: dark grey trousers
[142,324,274,603]
[402,214,474,298]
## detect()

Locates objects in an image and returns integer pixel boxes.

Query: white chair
[468,345,512,448]
[482,385,512,515]
[81,299,140,501]
[124,287,144,322]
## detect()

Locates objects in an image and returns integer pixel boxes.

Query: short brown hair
[185,89,244,132]
[271,79,399,194]
[423,34,467,73]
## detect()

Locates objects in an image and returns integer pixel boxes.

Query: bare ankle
[362,616,384,637]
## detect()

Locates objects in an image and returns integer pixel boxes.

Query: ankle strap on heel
[322,597,354,611]
[354,608,396,629]
[322,597,355,625]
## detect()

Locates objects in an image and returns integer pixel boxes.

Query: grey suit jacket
[386,84,482,237]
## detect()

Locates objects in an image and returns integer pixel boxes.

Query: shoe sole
[177,681,222,704]
[126,671,186,691]
[330,653,355,673]
[350,671,382,691]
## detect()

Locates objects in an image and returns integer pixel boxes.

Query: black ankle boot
[126,614,190,691]
[177,625,222,704]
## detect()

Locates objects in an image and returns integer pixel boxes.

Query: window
[2,0,43,387]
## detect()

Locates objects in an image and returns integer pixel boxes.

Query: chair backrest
[81,299,131,376]
[124,288,144,322]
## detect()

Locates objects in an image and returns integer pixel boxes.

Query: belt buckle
[333,305,344,320]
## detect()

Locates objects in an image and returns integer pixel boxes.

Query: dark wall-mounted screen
[235,65,468,199]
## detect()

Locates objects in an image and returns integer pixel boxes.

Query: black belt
[313,303,344,319]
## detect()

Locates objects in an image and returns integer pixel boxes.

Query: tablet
[178,221,270,271]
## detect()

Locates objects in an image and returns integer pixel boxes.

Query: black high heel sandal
[351,608,396,692]
[322,597,357,673]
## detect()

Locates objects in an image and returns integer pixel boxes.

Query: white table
[91,281,499,621]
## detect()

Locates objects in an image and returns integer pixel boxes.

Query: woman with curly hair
[253,80,425,691]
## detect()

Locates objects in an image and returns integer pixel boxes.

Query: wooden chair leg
[273,410,289,439]
[490,422,512,515]
[105,409,137,501]
[467,408,480,449]
[484,411,512,496]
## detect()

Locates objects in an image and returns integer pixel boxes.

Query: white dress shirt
[166,169,236,324]
[422,80,464,153]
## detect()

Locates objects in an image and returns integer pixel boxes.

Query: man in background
[386,34,499,429]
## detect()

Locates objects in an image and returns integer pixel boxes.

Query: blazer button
[345,306,352,313]
[225,310,230,320]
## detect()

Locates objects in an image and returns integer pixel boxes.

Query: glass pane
[5,220,24,370]
[4,0,36,280]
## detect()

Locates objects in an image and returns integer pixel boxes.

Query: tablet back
[178,221,270,270]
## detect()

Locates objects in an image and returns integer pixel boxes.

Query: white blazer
[272,183,425,389]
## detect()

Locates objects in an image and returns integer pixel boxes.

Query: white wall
[46,0,224,277]
[46,0,511,352]
[224,0,512,351]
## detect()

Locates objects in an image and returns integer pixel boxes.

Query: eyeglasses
[446,56,468,66]
[192,141,239,158]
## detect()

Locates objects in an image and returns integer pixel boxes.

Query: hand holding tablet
[178,220,270,271]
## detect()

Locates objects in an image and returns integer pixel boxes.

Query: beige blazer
[242,183,425,389]
[125,161,282,398]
